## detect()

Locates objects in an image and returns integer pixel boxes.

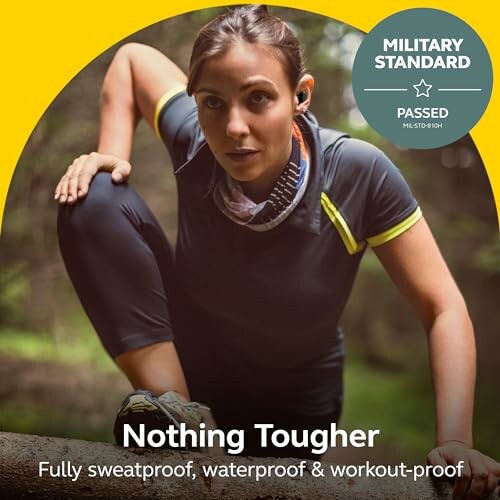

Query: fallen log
[0,432,496,499]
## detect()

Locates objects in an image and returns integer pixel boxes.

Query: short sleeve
[322,138,421,253]
[154,87,205,171]
[361,144,421,246]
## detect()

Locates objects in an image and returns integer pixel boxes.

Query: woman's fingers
[466,452,489,498]
[110,158,132,183]
[56,164,76,203]
[70,157,99,202]
[485,456,500,496]
[54,178,63,200]
[55,153,131,204]
[451,458,472,498]
[427,448,448,468]
[67,167,83,203]
[65,156,89,204]
[77,168,97,198]
[427,442,496,499]
[55,157,81,203]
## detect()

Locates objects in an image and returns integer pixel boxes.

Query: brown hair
[186,5,305,95]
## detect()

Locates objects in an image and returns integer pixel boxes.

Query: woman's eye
[203,96,224,110]
[249,93,270,106]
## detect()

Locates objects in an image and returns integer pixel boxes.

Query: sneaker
[113,389,207,450]
[156,391,205,430]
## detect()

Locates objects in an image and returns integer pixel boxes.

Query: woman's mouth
[226,149,259,163]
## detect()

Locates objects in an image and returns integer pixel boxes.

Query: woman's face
[193,41,298,201]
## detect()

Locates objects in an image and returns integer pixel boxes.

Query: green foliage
[357,248,385,275]
[343,356,500,462]
[0,325,116,372]
[0,404,114,443]
[473,236,500,274]
[0,265,28,324]
[342,359,434,463]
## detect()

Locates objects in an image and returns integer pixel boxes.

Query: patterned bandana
[213,122,310,232]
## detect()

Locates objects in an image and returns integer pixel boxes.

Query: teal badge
[352,8,492,149]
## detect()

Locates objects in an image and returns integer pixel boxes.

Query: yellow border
[367,206,423,247]
[320,192,365,255]
[0,1,498,232]
[153,85,187,138]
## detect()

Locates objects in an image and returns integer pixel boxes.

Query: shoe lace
[157,393,203,426]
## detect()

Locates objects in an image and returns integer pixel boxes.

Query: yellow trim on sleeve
[153,84,187,138]
[367,206,423,247]
[320,192,365,255]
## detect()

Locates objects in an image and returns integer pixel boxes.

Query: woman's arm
[55,43,187,204]
[373,217,500,498]
[98,42,187,158]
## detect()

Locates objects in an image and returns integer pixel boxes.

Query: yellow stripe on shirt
[153,84,187,138]
[320,192,365,255]
[366,206,422,247]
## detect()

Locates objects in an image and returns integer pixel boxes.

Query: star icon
[413,78,432,97]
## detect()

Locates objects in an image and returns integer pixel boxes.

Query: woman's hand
[427,441,500,498]
[54,152,132,204]
[54,44,187,206]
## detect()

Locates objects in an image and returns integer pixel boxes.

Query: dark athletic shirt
[156,90,421,417]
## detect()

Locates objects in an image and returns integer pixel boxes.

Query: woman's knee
[57,171,131,233]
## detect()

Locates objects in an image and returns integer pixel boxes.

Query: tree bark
[0,432,495,499]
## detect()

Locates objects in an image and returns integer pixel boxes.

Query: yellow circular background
[1,0,498,231]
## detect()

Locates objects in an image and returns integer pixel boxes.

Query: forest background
[0,6,498,464]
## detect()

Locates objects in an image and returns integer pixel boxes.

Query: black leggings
[58,172,176,357]
[57,172,340,458]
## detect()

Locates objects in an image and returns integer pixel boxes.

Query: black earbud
[297,91,307,104]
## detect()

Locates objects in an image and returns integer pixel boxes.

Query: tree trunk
[0,432,494,499]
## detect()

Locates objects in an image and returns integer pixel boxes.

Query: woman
[55,5,499,496]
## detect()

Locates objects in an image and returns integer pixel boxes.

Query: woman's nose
[225,107,250,139]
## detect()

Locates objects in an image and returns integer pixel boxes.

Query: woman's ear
[294,74,314,115]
